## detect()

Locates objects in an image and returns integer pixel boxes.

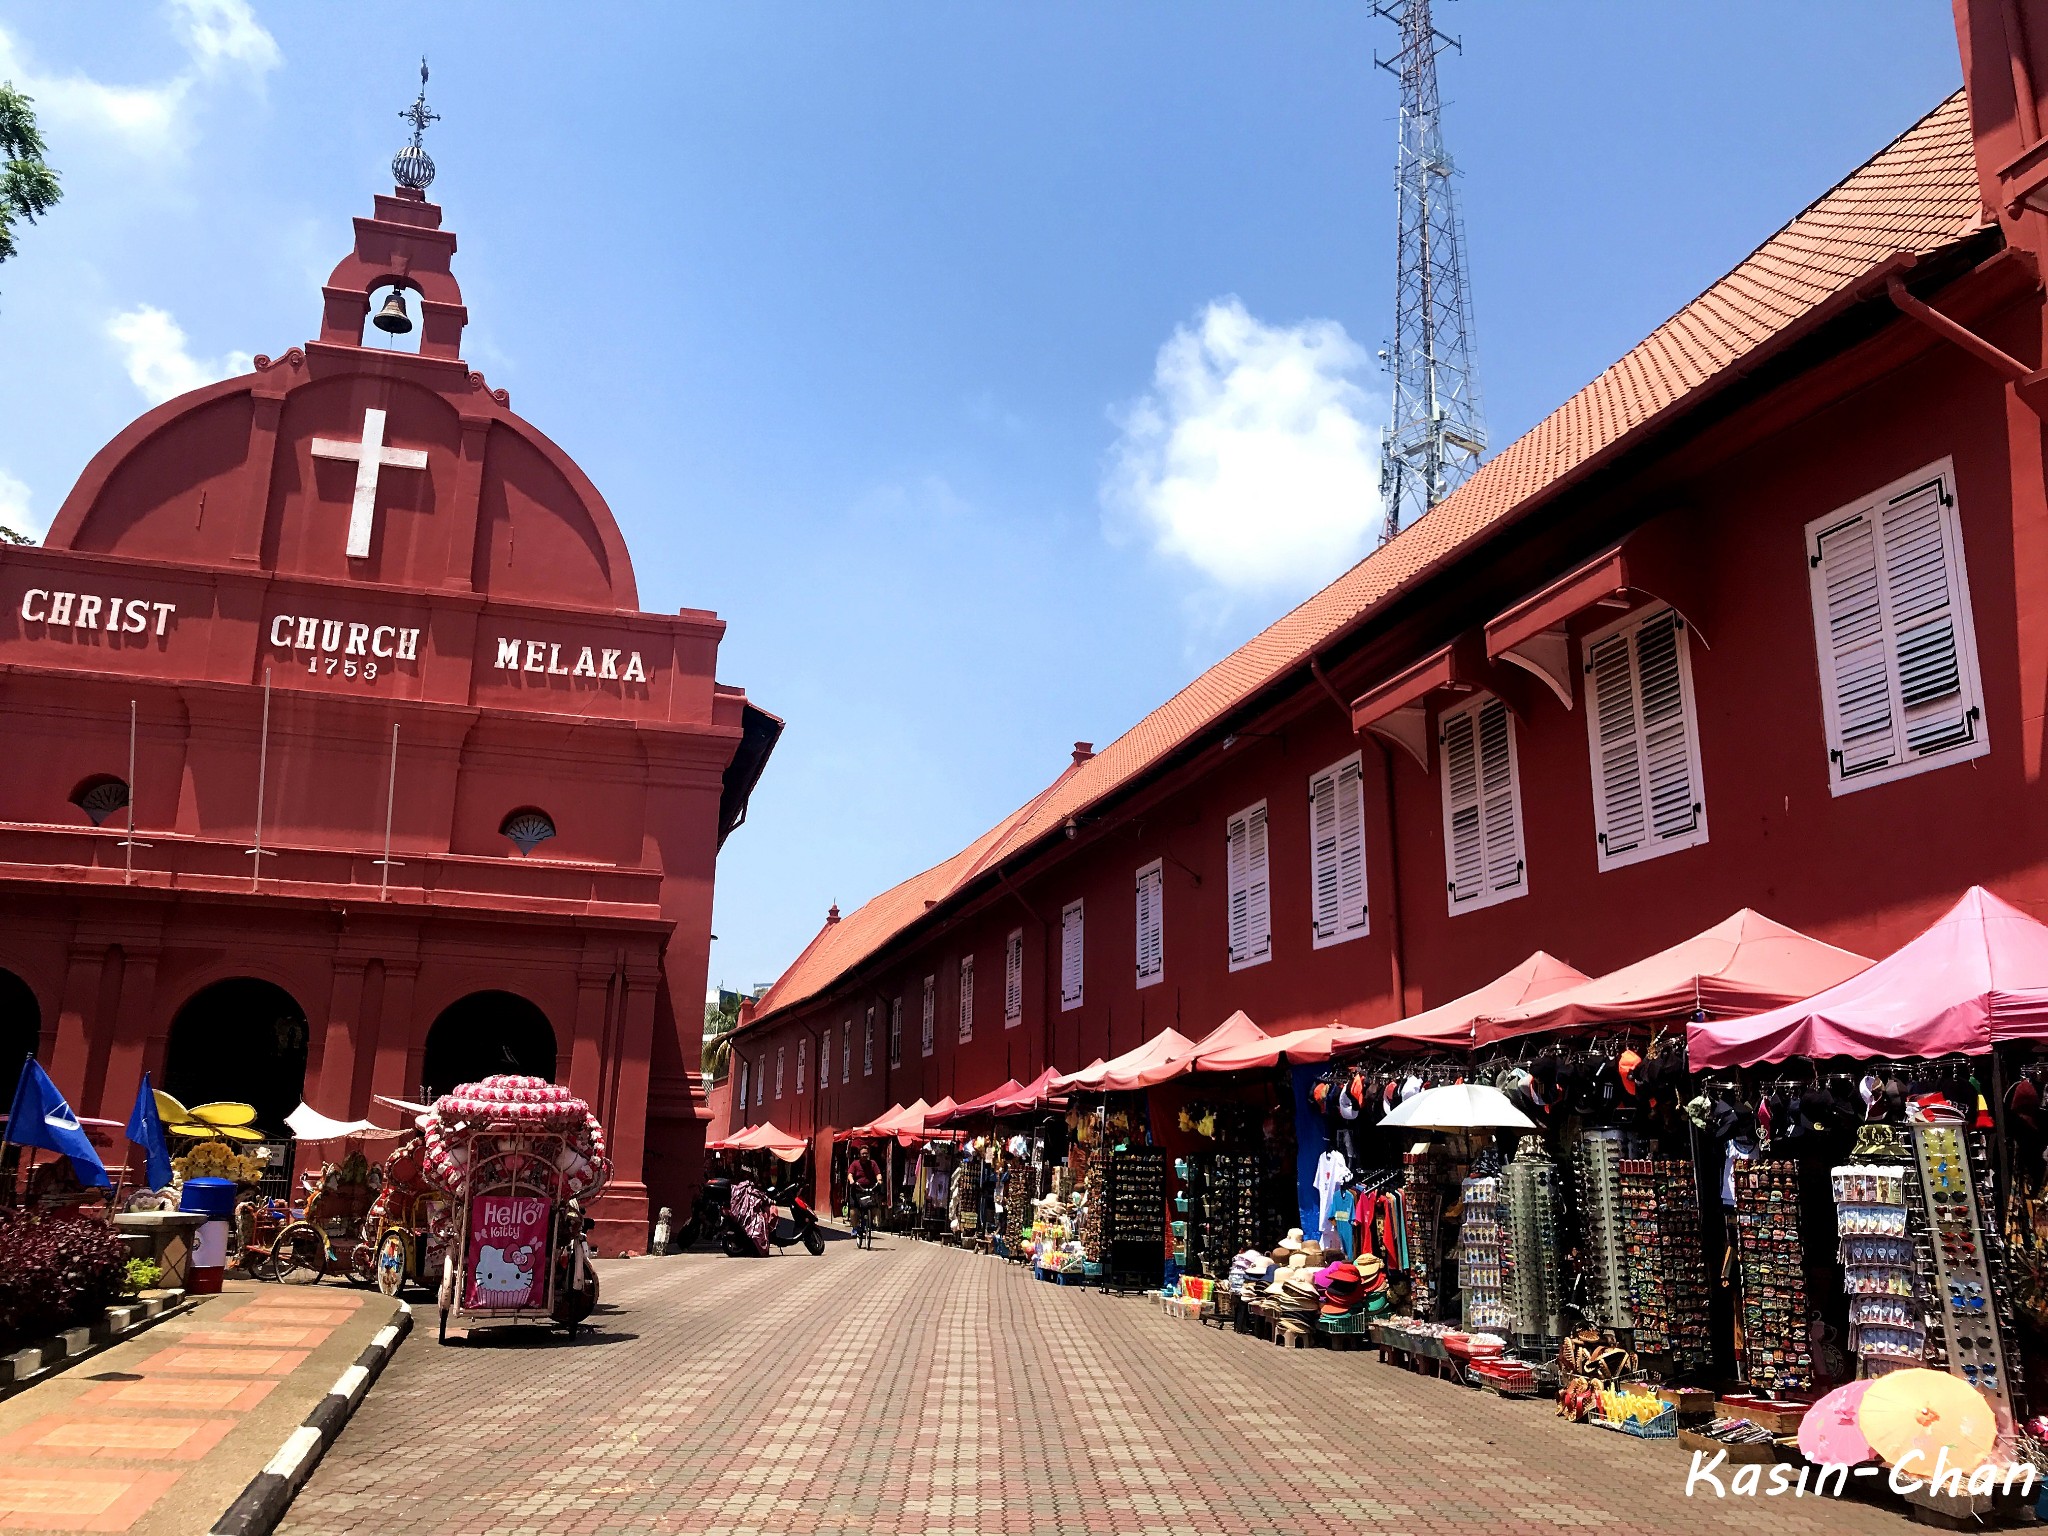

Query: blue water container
[178,1176,238,1217]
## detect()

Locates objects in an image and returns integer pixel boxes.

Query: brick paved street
[287,1235,1911,1535]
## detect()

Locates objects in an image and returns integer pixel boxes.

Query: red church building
[727,0,2048,1205]
[0,128,775,1252]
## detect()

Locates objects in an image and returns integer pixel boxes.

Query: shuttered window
[1584,605,1708,870]
[1440,695,1527,912]
[797,1039,808,1096]
[738,1058,750,1109]
[1806,462,1986,794]
[921,976,936,1057]
[1059,900,1084,1011]
[1308,752,1369,947]
[1134,859,1165,987]
[1004,929,1024,1027]
[958,955,975,1042]
[888,998,902,1066]
[774,1046,785,1099]
[863,1007,875,1076]
[842,1021,852,1086]
[1225,800,1272,971]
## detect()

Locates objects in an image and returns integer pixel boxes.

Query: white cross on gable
[311,407,429,560]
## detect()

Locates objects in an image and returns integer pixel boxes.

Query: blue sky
[0,2,1963,997]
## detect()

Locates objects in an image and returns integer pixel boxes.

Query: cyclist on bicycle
[847,1145,882,1242]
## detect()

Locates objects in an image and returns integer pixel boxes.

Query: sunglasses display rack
[1188,1150,1260,1280]
[1403,1145,1444,1320]
[1731,1159,1814,1395]
[1574,1130,1633,1332]
[1458,1174,1508,1332]
[1618,1157,1711,1374]
[1503,1140,1563,1352]
[1101,1146,1168,1293]
[1909,1122,2022,1418]
[1829,1156,1924,1378]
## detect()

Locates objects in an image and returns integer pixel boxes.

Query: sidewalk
[0,1279,402,1533]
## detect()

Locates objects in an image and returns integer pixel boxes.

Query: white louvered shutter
[1807,467,1985,792]
[738,1059,750,1109]
[863,1008,875,1075]
[842,1022,852,1085]
[958,954,974,1042]
[1585,606,1707,870]
[1004,929,1024,1027]
[889,999,902,1065]
[1134,860,1164,986]
[796,1038,806,1096]
[774,1047,784,1099]
[1310,753,1369,947]
[1227,801,1271,970]
[1059,900,1084,1011]
[1441,697,1527,911]
[921,975,935,1057]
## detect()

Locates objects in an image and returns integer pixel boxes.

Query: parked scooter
[673,1176,734,1251]
[772,1182,826,1256]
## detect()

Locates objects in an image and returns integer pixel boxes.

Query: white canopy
[285,1103,408,1142]
[1377,1084,1536,1132]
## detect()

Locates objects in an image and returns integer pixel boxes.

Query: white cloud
[1102,297,1383,596]
[0,0,277,156]
[106,305,253,405]
[0,467,41,542]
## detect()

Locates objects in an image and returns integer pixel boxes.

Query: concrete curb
[209,1301,412,1536]
[0,1290,195,1399]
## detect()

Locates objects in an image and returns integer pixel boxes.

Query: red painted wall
[736,284,2048,1205]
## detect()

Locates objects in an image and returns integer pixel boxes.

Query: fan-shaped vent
[500,809,556,856]
[72,777,130,827]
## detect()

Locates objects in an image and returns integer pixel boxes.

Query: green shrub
[123,1257,163,1294]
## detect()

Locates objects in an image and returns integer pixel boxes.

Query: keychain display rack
[1189,1150,1260,1280]
[1618,1156,1710,1373]
[1731,1159,1813,1395]
[1101,1146,1168,1294]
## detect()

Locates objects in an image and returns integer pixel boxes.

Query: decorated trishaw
[367,1134,452,1298]
[418,1075,610,1343]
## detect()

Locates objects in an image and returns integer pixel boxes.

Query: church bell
[372,288,414,336]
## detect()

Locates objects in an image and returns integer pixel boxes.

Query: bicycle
[850,1189,878,1250]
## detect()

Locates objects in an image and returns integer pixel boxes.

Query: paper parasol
[1799,1380,1874,1465]
[1858,1368,1997,1473]
[152,1092,266,1142]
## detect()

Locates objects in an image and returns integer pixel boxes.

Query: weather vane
[392,58,439,191]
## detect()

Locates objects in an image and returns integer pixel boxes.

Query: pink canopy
[846,1098,929,1139]
[1197,1023,1346,1072]
[933,1079,1023,1123]
[1345,952,1591,1050]
[1475,910,1871,1044]
[1119,1011,1270,1087]
[978,1066,1067,1116]
[925,1096,959,1122]
[1689,888,2048,1068]
[708,1119,808,1158]
[1052,1028,1195,1093]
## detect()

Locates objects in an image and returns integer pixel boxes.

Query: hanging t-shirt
[1314,1149,1352,1229]
[1722,1137,1756,1209]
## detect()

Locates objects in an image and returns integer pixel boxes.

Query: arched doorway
[0,968,41,1114]
[164,979,310,1135]
[422,990,556,1098]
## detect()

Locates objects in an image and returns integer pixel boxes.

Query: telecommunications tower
[1374,0,1486,545]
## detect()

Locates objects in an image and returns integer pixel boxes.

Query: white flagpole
[124,700,137,885]
[377,722,400,900]
[249,664,272,892]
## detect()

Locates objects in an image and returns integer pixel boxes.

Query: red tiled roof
[750,90,1986,1032]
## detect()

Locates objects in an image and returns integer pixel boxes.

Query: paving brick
[282,1238,1926,1535]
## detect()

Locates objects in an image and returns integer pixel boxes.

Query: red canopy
[1476,910,1871,1044]
[1689,888,2048,1068]
[707,1120,808,1159]
[978,1066,1067,1116]
[925,1096,959,1122]
[933,1080,1023,1124]
[1053,1028,1195,1093]
[845,1099,927,1139]
[1196,1024,1341,1072]
[1348,952,1591,1050]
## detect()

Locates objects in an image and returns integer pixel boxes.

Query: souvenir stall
[1687,887,2048,1432]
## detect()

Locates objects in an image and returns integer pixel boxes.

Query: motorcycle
[673,1176,734,1251]
[772,1181,826,1256]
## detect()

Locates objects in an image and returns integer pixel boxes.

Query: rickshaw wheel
[344,1240,378,1288]
[272,1222,328,1285]
[436,1253,454,1345]
[375,1232,409,1298]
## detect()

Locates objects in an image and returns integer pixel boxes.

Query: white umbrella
[1378,1083,1535,1131]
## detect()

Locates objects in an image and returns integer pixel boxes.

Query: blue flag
[4,1058,110,1188]
[126,1072,173,1191]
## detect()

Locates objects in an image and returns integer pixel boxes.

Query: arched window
[165,978,310,1135]
[70,775,130,827]
[499,808,556,857]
